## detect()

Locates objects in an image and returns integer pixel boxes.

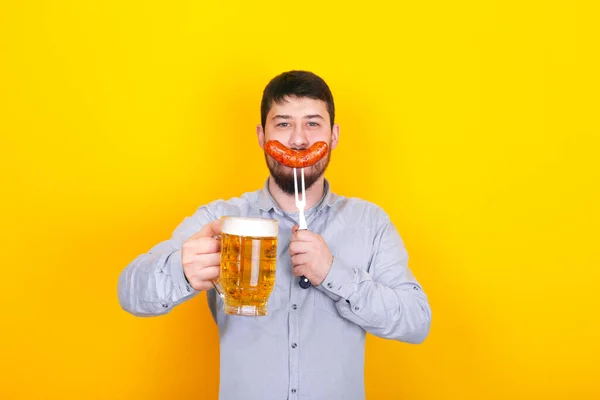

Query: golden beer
[216,216,278,316]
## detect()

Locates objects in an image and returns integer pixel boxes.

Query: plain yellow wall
[1,1,599,399]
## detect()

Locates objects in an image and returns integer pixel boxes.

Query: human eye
[276,122,290,127]
[307,121,320,127]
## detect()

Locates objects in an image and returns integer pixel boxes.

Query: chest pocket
[322,225,373,272]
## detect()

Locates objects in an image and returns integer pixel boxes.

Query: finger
[292,264,307,277]
[184,263,220,290]
[188,277,218,291]
[291,253,310,267]
[183,254,221,276]
[288,240,311,255]
[194,265,220,281]
[190,280,215,291]
[184,237,220,255]
[292,229,317,242]
[190,219,222,240]
[291,225,299,234]
[184,252,221,268]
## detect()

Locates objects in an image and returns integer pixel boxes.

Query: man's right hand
[181,219,222,291]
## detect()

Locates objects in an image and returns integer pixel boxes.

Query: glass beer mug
[213,216,278,316]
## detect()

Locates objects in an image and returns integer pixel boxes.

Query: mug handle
[212,281,225,299]
[212,234,225,299]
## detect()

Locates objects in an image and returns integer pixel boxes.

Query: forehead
[267,96,329,119]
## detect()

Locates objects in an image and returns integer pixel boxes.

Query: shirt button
[354,306,360,311]
[327,282,333,289]
[292,304,298,310]
[291,389,297,393]
[291,343,297,348]
[161,303,169,308]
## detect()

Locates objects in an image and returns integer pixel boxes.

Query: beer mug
[213,216,278,316]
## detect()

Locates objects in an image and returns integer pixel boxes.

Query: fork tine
[293,167,299,202]
[300,168,305,202]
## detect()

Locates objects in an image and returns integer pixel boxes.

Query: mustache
[264,149,331,195]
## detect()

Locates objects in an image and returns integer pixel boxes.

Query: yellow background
[1,1,599,399]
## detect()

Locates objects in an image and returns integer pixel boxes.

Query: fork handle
[298,212,308,231]
[299,275,311,289]
[296,227,312,289]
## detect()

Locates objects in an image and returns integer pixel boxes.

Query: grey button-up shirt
[118,179,432,400]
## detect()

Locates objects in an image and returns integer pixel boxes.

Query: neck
[268,175,326,213]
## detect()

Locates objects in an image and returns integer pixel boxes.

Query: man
[118,70,432,400]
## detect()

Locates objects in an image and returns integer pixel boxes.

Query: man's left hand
[289,225,333,286]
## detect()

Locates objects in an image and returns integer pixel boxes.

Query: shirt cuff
[316,256,356,301]
[169,249,196,297]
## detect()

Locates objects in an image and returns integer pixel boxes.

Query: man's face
[257,96,340,194]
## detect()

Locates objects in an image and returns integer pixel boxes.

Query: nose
[288,124,309,150]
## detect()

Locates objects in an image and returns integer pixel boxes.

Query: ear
[330,124,340,150]
[257,124,265,149]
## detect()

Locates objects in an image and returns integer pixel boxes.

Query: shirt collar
[255,177,343,213]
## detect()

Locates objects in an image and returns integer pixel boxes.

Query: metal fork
[293,167,311,289]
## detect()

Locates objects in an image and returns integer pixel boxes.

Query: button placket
[288,272,311,399]
[288,286,300,399]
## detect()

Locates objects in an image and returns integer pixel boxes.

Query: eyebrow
[304,114,324,120]
[271,114,324,120]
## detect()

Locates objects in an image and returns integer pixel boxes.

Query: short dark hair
[261,70,335,129]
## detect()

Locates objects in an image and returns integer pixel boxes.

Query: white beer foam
[221,216,278,237]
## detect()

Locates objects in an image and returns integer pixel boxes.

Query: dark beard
[265,152,331,195]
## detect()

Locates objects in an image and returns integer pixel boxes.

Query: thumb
[292,225,299,234]
[190,219,222,239]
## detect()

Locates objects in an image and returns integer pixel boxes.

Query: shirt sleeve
[316,217,432,344]
[117,206,216,317]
